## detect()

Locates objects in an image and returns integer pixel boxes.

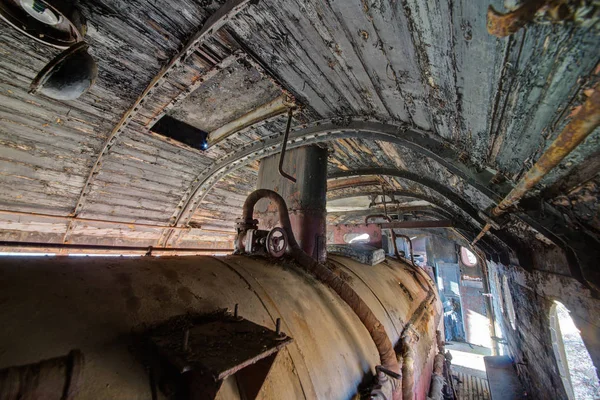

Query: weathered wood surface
[0,0,598,249]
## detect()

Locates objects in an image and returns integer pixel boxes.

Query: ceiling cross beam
[60,0,253,244]
[326,187,504,257]
[156,118,511,247]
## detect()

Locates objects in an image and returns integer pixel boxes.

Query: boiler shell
[0,254,441,399]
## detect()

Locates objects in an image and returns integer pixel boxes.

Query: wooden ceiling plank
[61,0,254,244]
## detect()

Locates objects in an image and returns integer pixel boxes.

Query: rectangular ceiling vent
[151,115,209,151]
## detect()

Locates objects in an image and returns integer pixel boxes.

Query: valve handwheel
[266,227,288,258]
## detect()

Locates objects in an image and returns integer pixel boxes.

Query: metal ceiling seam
[60,0,253,243]
[158,119,507,247]
[329,168,483,219]
[164,158,490,251]
[326,176,480,228]
[325,187,503,256]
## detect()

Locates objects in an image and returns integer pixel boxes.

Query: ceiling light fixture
[1,0,97,100]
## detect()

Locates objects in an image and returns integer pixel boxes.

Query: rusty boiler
[0,254,442,400]
[0,189,443,400]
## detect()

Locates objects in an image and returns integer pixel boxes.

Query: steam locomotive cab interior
[0,0,599,399]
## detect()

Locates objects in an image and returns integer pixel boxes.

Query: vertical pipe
[364,214,401,259]
[256,146,328,262]
[401,327,416,400]
[239,189,402,391]
[395,234,415,266]
[381,184,388,216]
[428,331,446,400]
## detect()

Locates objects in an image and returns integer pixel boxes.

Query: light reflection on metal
[0,241,232,254]
[0,0,85,48]
[29,41,97,100]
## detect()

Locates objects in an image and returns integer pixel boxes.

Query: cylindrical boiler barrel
[0,254,441,399]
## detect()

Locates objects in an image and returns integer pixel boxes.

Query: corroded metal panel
[0,254,440,399]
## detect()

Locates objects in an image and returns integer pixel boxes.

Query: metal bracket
[477,210,506,230]
[145,311,293,400]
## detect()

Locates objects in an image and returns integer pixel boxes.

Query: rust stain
[486,0,548,37]
[493,80,600,216]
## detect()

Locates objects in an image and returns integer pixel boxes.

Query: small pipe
[395,233,415,266]
[495,83,600,215]
[380,220,454,229]
[0,241,232,254]
[278,108,297,183]
[471,222,491,246]
[381,184,388,216]
[0,209,190,230]
[364,214,391,224]
[239,189,402,385]
[472,82,600,246]
[364,214,402,261]
[401,327,416,400]
[428,354,446,400]
[427,332,446,400]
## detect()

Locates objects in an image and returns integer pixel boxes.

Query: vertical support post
[256,145,328,262]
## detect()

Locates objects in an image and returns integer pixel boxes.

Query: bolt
[276,318,281,335]
[183,329,190,352]
[234,303,239,319]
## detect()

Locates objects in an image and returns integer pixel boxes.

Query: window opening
[550,301,600,400]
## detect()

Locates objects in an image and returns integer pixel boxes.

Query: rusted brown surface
[472,80,600,246]
[147,312,292,398]
[486,0,549,37]
[0,252,439,399]
[239,189,401,379]
[328,176,384,191]
[0,0,597,260]
[493,81,600,216]
[400,327,417,400]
